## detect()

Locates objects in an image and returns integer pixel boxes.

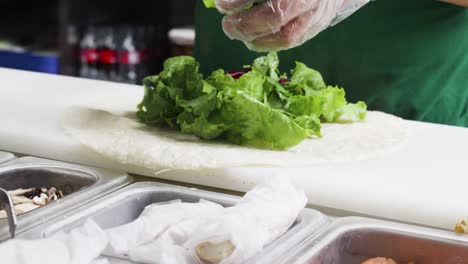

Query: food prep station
[1,155,468,263]
[1,68,468,263]
[0,156,132,240]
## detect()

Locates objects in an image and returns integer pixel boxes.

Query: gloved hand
[215,0,370,51]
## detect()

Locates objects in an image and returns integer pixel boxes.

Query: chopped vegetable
[0,187,65,218]
[455,219,468,234]
[203,0,216,8]
[203,0,255,9]
[137,52,367,150]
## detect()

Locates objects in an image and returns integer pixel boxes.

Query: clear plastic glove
[216,0,370,51]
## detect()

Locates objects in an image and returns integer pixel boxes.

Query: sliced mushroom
[195,241,236,264]
[11,195,33,205]
[32,193,48,206]
[46,187,56,196]
[0,210,7,219]
[27,188,41,199]
[4,187,66,215]
[46,187,61,202]
[47,193,58,203]
[14,203,40,215]
[9,188,36,196]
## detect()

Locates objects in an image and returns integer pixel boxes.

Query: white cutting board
[0,68,467,230]
[0,151,14,164]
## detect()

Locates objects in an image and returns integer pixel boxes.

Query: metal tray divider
[281,217,468,264]
[20,182,330,264]
[0,157,132,240]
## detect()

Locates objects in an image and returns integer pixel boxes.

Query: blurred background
[0,0,196,84]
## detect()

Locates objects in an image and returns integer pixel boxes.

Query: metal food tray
[0,156,132,241]
[16,178,468,264]
[0,151,15,164]
[280,217,468,264]
[21,182,329,264]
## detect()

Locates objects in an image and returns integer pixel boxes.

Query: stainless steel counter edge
[0,156,133,240]
[280,216,468,264]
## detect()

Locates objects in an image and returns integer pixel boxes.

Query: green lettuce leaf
[218,93,311,150]
[320,86,367,123]
[252,52,280,80]
[206,69,235,89]
[293,115,322,138]
[176,81,217,117]
[288,62,326,95]
[203,0,216,8]
[287,95,323,117]
[336,101,368,123]
[232,70,265,101]
[203,0,258,10]
[137,52,367,150]
[320,86,348,122]
[177,112,227,140]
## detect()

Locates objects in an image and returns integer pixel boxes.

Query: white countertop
[0,68,467,230]
[0,151,15,164]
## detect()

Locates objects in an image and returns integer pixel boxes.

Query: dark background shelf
[0,0,60,49]
[0,0,196,80]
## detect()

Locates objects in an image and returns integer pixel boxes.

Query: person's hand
[215,0,370,51]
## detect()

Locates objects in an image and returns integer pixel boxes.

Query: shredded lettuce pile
[137,52,366,150]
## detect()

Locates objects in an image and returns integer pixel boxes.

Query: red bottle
[79,27,99,79]
[97,27,118,81]
[118,26,144,84]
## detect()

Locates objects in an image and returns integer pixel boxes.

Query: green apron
[195,0,468,127]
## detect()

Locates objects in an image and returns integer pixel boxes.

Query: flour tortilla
[61,107,408,170]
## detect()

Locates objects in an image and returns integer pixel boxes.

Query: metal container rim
[282,216,468,264]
